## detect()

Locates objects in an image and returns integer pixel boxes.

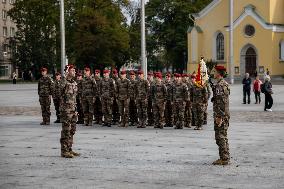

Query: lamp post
[59,0,66,75]
[141,0,147,78]
[229,0,234,84]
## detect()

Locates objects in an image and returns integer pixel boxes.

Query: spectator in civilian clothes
[253,76,262,104]
[242,73,252,104]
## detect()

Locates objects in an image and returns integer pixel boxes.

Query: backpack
[260,83,266,93]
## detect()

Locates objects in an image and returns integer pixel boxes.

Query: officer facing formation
[60,64,80,158]
[211,65,231,165]
[100,70,115,127]
[52,72,62,123]
[38,67,54,125]
[81,67,97,126]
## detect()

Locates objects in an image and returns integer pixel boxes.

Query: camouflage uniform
[192,83,208,130]
[212,78,230,163]
[117,78,131,127]
[76,78,84,124]
[147,79,154,126]
[94,75,103,124]
[38,75,53,125]
[173,81,189,129]
[203,83,211,125]
[152,80,167,128]
[129,77,138,126]
[184,79,193,128]
[112,75,120,124]
[60,75,78,156]
[164,79,174,127]
[82,76,96,126]
[52,79,61,122]
[136,78,149,128]
[100,77,115,126]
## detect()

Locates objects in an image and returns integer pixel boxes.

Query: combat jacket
[38,76,53,97]
[192,83,208,104]
[117,78,130,100]
[82,76,96,97]
[94,76,102,97]
[53,79,62,100]
[136,79,149,100]
[173,82,189,102]
[100,78,115,99]
[129,79,137,99]
[164,80,174,102]
[151,81,167,103]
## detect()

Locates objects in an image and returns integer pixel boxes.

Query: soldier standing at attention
[152,72,167,129]
[203,81,211,125]
[112,69,120,125]
[173,74,189,129]
[147,72,154,126]
[76,72,84,124]
[60,64,80,158]
[94,69,103,125]
[164,73,174,127]
[52,72,62,123]
[82,67,97,126]
[117,70,131,127]
[38,67,53,125]
[182,74,192,128]
[191,75,197,127]
[211,65,230,165]
[100,70,115,127]
[136,70,149,128]
[129,71,138,126]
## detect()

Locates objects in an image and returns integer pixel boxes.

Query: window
[0,66,9,77]
[2,10,7,20]
[244,25,255,37]
[280,40,284,60]
[216,33,224,60]
[10,27,15,37]
[2,0,7,3]
[3,27,8,37]
[9,0,15,4]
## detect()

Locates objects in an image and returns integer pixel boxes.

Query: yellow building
[187,0,284,78]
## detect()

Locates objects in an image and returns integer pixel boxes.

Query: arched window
[216,33,224,60]
[280,40,284,60]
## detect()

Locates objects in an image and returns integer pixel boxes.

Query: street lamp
[141,0,147,78]
[59,0,66,75]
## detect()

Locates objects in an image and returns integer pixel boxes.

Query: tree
[145,0,212,73]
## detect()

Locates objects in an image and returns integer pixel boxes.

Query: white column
[229,0,234,84]
[141,0,147,78]
[60,0,66,75]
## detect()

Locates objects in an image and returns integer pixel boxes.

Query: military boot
[40,121,46,125]
[212,159,230,165]
[70,151,81,157]
[61,152,74,158]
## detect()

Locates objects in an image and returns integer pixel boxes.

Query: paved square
[0,83,284,189]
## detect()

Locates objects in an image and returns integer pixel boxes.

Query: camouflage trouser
[39,96,51,123]
[192,103,206,128]
[118,99,130,126]
[82,96,94,124]
[203,102,208,124]
[174,101,185,128]
[136,99,147,126]
[53,98,61,120]
[102,97,113,124]
[164,100,173,126]
[153,100,165,127]
[60,112,77,153]
[147,98,154,125]
[214,116,230,161]
[112,98,120,123]
[94,97,103,124]
[76,97,84,123]
[129,98,138,125]
[184,101,192,127]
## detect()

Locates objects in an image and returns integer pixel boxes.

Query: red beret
[103,70,110,74]
[174,73,181,78]
[68,64,75,70]
[120,70,126,75]
[138,70,143,75]
[112,69,118,74]
[148,72,153,76]
[130,71,135,75]
[182,74,188,77]
[55,72,61,76]
[156,74,162,79]
[41,67,47,72]
[95,69,100,74]
[215,65,226,72]
[84,67,91,71]
[76,72,82,77]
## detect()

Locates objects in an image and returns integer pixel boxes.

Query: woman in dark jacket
[264,76,273,111]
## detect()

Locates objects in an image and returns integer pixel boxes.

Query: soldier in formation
[52,72,62,123]
[128,71,138,126]
[94,69,102,124]
[76,72,84,124]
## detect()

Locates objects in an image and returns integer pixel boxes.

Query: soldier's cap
[84,67,91,71]
[138,70,143,75]
[67,64,76,71]
[95,69,100,74]
[166,72,171,77]
[175,73,181,78]
[191,74,196,79]
[120,70,126,75]
[129,71,135,75]
[156,74,162,79]
[182,73,188,77]
[103,69,110,74]
[147,72,153,76]
[112,69,118,74]
[40,67,48,72]
[76,72,83,77]
[215,65,226,72]
[55,72,61,76]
